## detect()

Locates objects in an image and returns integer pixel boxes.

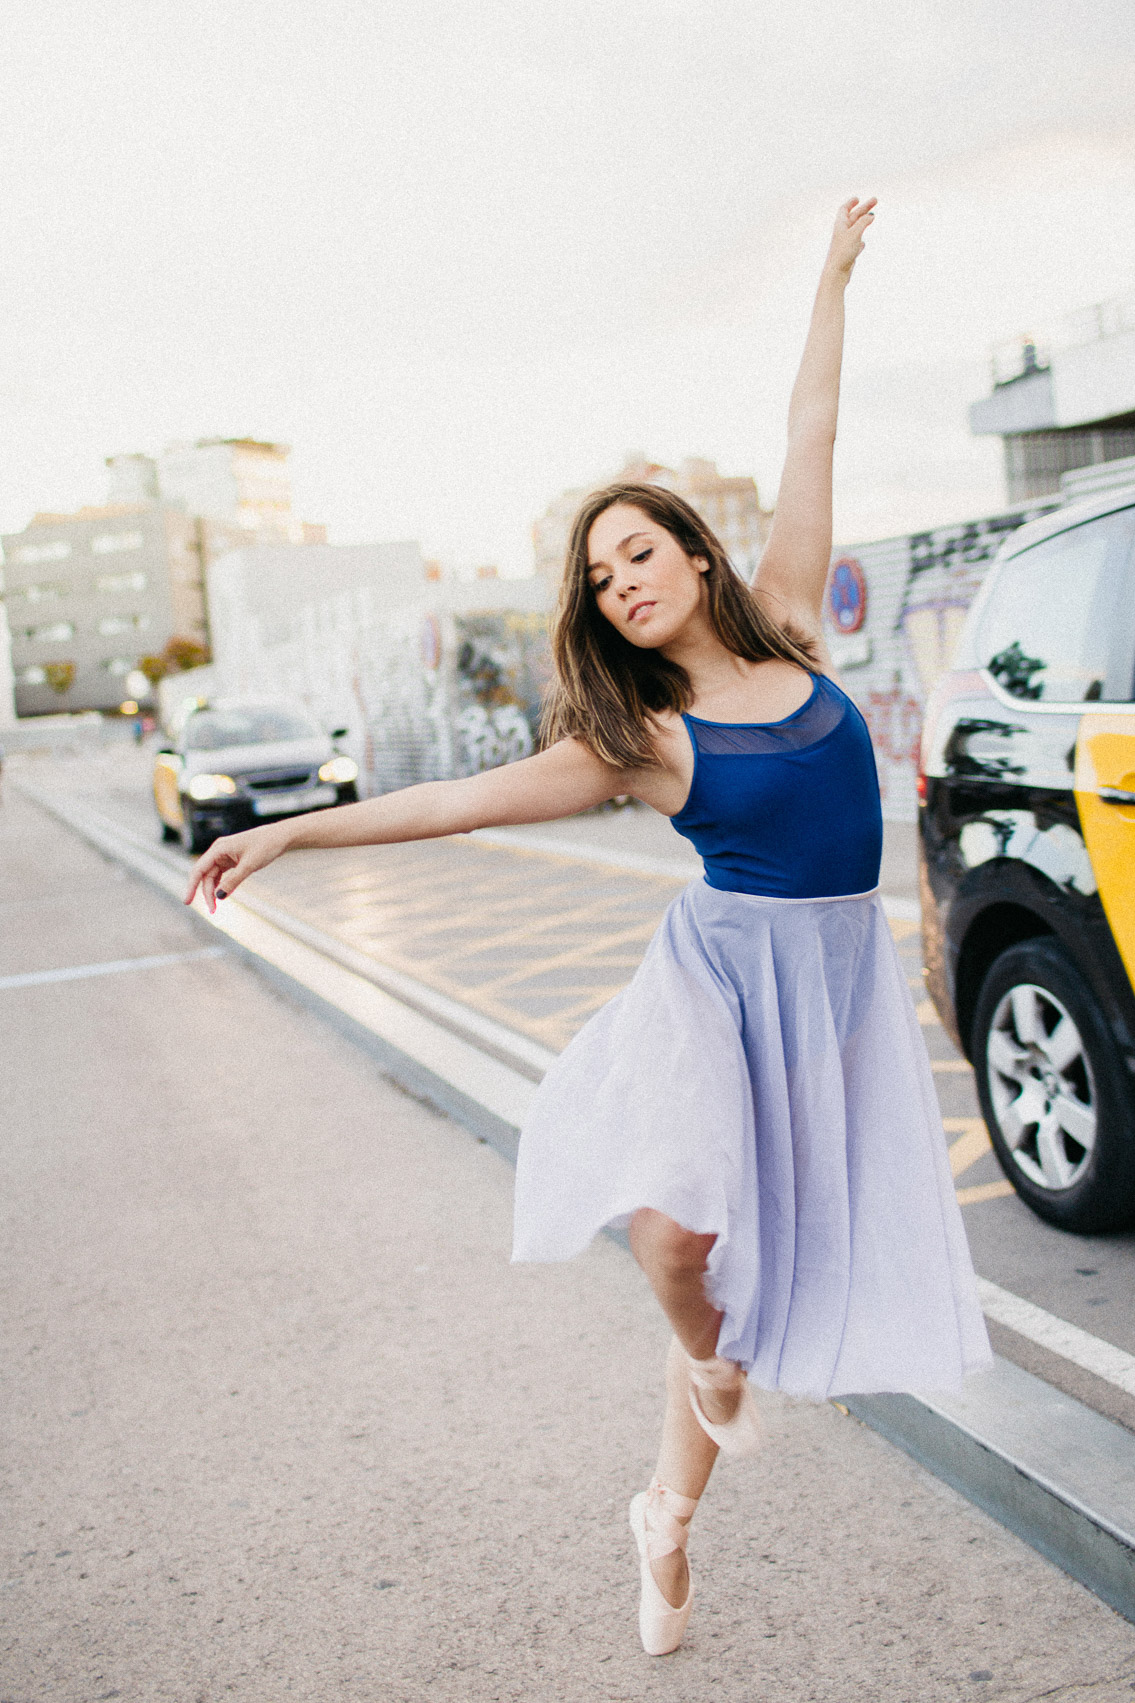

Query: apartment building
[3,436,328,716]
[107,437,325,543]
[2,505,209,716]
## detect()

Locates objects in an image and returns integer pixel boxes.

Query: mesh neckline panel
[686,676,846,756]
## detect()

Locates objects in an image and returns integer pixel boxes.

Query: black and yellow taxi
[920,487,1135,1233]
[153,699,358,855]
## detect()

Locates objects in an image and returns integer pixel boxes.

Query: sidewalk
[4,784,1135,1701]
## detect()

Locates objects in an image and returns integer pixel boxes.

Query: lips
[627,600,656,623]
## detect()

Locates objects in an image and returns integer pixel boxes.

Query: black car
[919,488,1135,1232]
[153,700,359,855]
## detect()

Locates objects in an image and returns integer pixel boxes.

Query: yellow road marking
[957,1179,1016,1205]
[947,1118,992,1179]
[916,998,939,1026]
[932,1059,972,1074]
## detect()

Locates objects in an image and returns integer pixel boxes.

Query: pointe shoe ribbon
[687,1353,762,1456]
[629,1478,697,1656]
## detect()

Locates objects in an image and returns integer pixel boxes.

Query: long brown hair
[541,481,818,769]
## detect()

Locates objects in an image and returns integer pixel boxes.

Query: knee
[630,1208,715,1283]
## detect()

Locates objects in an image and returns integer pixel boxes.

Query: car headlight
[186,772,238,801]
[318,756,358,785]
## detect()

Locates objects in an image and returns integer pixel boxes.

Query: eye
[631,547,652,564]
[591,574,612,594]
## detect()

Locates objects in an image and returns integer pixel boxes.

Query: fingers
[185,840,239,912]
[203,847,259,913]
[840,196,878,226]
[184,845,219,906]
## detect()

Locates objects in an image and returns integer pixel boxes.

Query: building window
[24,620,75,643]
[96,570,148,593]
[12,540,71,565]
[15,583,63,602]
[91,530,144,555]
[18,666,47,685]
[101,657,133,676]
[97,614,150,637]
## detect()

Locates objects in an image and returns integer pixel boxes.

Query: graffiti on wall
[863,681,922,773]
[453,611,552,774]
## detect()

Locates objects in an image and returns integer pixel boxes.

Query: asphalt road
[5,785,1135,1700]
[13,739,1135,1436]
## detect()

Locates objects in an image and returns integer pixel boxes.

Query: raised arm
[184,736,628,912]
[753,196,876,640]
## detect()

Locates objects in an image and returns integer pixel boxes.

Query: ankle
[688,1352,744,1392]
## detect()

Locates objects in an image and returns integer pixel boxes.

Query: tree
[44,661,76,695]
[137,636,213,685]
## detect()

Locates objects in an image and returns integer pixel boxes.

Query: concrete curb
[16,775,1135,1624]
[847,1364,1135,1624]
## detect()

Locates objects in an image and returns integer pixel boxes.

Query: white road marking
[977,1278,1135,1398]
[0,946,225,991]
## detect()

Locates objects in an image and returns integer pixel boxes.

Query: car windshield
[183,707,320,751]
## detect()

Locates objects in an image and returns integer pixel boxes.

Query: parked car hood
[179,737,332,778]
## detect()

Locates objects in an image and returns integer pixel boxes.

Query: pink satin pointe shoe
[687,1352,762,1456]
[629,1477,697,1655]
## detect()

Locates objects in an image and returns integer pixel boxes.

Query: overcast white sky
[2,0,1134,572]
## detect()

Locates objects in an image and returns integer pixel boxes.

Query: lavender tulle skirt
[512,879,992,1400]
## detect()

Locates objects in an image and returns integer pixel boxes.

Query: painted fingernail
[216,889,227,900]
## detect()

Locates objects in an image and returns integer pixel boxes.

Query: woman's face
[585,503,708,650]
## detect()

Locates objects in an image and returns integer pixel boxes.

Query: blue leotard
[669,671,882,899]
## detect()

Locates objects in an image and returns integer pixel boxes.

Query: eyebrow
[587,532,650,574]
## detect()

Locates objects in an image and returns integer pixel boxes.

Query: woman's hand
[184,820,292,914]
[824,196,876,282]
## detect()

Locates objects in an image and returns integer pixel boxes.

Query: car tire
[972,937,1135,1233]
[180,805,213,857]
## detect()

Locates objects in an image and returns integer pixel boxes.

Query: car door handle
[1098,786,1135,806]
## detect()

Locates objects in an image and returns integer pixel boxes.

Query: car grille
[242,768,316,792]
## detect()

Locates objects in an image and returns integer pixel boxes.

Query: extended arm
[184,736,628,911]
[754,197,876,638]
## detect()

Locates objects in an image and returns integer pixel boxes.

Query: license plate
[252,785,337,816]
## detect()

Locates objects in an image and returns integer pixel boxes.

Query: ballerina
[186,196,991,1656]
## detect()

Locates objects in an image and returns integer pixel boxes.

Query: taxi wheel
[972,937,1135,1233]
[180,806,212,857]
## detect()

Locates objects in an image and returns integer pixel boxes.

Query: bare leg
[629,1209,745,1607]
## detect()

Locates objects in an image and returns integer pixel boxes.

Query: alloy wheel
[985,982,1097,1192]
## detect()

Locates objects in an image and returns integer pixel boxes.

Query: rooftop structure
[970,291,1135,502]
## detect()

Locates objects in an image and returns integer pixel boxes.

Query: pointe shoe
[687,1353,762,1456]
[628,1478,697,1656]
